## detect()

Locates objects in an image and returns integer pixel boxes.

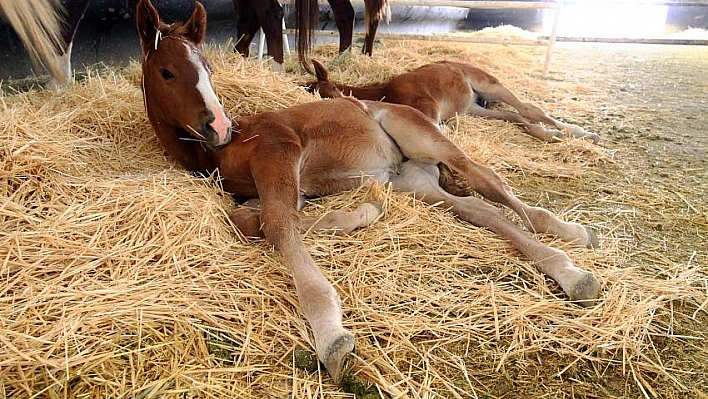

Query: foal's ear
[135,0,161,55]
[311,59,330,82]
[183,2,207,45]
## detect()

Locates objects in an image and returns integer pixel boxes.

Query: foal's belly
[297,120,402,197]
[437,87,477,121]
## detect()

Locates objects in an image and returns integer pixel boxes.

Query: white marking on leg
[46,42,73,90]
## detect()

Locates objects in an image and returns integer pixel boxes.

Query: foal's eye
[159,68,174,80]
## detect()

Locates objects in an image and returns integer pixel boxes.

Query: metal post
[543,0,563,76]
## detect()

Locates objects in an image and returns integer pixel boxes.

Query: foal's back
[382,61,498,122]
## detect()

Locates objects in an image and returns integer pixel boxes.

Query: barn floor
[1,36,706,399]
[497,41,708,398]
[521,41,707,272]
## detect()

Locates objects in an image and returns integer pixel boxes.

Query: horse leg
[232,0,261,58]
[369,101,598,248]
[46,0,91,90]
[301,202,382,233]
[256,0,285,64]
[230,201,382,238]
[470,78,601,143]
[465,103,566,143]
[361,0,386,55]
[390,160,600,305]
[327,0,355,52]
[250,145,354,383]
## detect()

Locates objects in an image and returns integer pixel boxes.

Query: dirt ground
[516,42,707,259]
[542,42,706,274]
[505,42,708,398]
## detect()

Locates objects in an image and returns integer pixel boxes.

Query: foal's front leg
[230,201,382,238]
[249,146,354,383]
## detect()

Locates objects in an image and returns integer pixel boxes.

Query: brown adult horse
[136,0,601,383]
[236,0,389,70]
[295,0,388,60]
[305,59,602,143]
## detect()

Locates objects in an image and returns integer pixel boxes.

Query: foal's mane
[161,22,190,40]
[143,21,204,63]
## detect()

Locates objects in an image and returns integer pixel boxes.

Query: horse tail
[0,0,66,84]
[363,0,388,55]
[295,0,318,71]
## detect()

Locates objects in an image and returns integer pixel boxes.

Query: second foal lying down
[304,59,601,143]
[137,0,601,384]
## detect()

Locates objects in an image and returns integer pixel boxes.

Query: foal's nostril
[202,109,216,124]
[214,127,233,149]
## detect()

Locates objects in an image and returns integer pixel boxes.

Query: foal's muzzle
[202,109,233,148]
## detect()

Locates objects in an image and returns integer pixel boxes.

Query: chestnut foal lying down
[136,0,601,384]
[304,59,601,143]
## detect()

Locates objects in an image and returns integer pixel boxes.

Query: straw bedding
[1,38,706,399]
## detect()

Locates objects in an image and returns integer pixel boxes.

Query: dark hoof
[570,272,601,307]
[585,226,599,249]
[322,333,355,384]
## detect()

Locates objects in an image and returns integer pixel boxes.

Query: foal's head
[302,59,343,98]
[136,0,231,149]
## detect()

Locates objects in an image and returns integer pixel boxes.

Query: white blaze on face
[185,42,232,145]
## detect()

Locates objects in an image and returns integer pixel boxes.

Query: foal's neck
[152,123,219,174]
[338,82,388,101]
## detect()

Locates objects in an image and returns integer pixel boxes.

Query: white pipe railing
[260,0,708,71]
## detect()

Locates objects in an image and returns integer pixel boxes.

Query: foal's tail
[295,0,318,73]
[0,0,66,84]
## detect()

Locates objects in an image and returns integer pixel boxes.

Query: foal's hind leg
[390,161,600,305]
[471,80,601,143]
[370,101,598,248]
[465,103,565,143]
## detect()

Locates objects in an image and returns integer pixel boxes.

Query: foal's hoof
[356,202,383,225]
[585,227,599,249]
[321,332,355,384]
[569,272,601,307]
[583,132,601,144]
[563,126,601,144]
